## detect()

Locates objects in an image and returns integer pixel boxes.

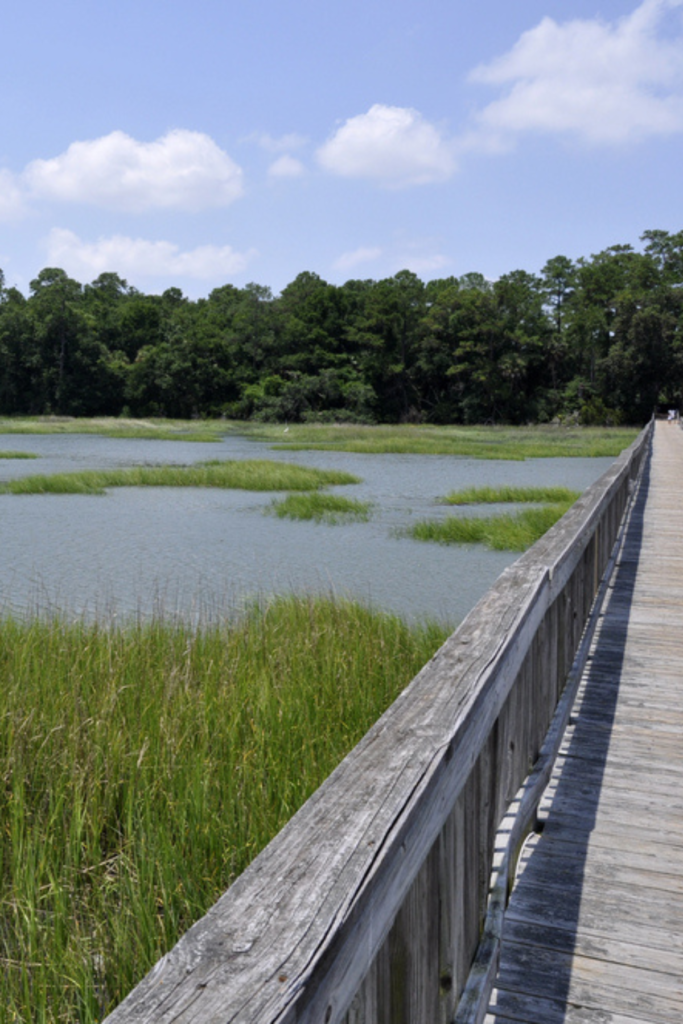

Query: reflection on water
[0,433,616,626]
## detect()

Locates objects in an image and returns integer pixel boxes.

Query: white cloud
[466,0,683,148]
[255,132,307,153]
[25,130,245,212]
[0,169,29,221]
[394,253,450,276]
[45,228,256,280]
[333,246,383,271]
[268,155,306,178]
[317,104,457,186]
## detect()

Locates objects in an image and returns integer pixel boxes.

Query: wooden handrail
[104,422,652,1024]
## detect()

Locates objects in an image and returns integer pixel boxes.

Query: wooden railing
[104,423,652,1024]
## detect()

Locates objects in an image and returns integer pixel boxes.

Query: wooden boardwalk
[486,420,683,1024]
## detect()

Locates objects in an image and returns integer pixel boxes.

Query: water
[0,433,616,626]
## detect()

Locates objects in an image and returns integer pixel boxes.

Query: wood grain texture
[101,426,651,1024]
[488,420,683,1024]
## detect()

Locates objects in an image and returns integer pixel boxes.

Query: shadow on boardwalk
[488,457,651,1023]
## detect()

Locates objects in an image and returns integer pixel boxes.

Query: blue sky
[1,0,682,298]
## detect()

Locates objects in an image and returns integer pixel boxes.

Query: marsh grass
[0,460,360,496]
[269,493,372,523]
[0,416,228,443]
[0,598,447,1021]
[242,422,639,459]
[410,503,574,551]
[410,484,581,551]
[0,417,639,458]
[0,451,37,459]
[441,485,580,505]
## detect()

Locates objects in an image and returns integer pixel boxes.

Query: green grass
[0,598,447,1022]
[0,460,360,495]
[240,422,639,459]
[268,492,372,523]
[441,485,580,505]
[410,503,574,551]
[0,450,37,459]
[0,416,229,443]
[411,483,582,551]
[0,417,640,458]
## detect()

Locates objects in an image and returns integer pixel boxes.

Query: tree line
[1,229,682,426]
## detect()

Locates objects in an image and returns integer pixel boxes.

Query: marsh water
[0,432,616,626]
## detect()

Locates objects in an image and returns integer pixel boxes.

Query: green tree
[493,270,552,421]
[0,288,45,413]
[446,287,510,423]
[413,279,463,421]
[641,229,683,284]
[24,268,127,414]
[349,271,425,421]
[28,268,87,413]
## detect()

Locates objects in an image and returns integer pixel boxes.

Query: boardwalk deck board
[492,943,683,1016]
[499,919,683,976]
[487,989,655,1024]
[488,421,683,1024]
[513,848,683,898]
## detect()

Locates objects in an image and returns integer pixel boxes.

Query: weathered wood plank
[556,733,683,777]
[514,834,683,893]
[539,811,683,854]
[493,941,683,1020]
[500,917,683,977]
[486,988,666,1024]
[547,756,683,796]
[504,879,683,941]
[513,849,683,900]
[536,787,683,829]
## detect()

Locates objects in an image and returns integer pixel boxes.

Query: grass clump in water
[0,450,37,459]
[0,460,360,495]
[0,598,447,1020]
[269,493,372,523]
[0,416,229,442]
[410,503,574,551]
[410,484,581,551]
[241,422,639,459]
[441,485,580,505]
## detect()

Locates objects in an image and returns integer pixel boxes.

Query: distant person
[668,409,677,424]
